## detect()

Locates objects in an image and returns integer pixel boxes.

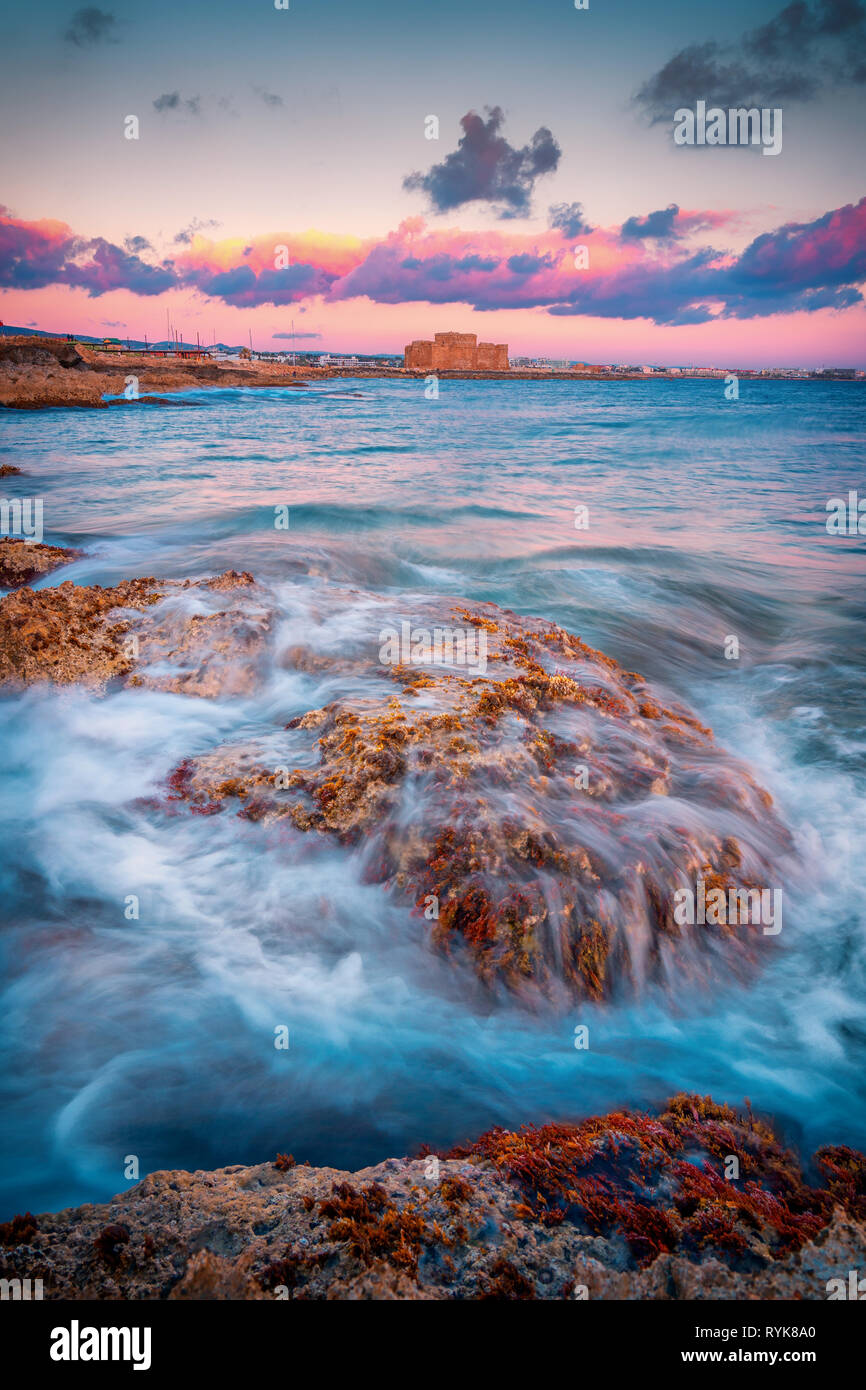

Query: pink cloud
[1,198,863,329]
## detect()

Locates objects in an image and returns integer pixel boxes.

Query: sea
[1,376,864,1217]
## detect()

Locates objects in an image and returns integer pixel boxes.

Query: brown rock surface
[0,578,162,686]
[3,1096,862,1300]
[0,338,86,370]
[0,568,273,694]
[0,538,82,589]
[127,603,273,699]
[0,339,106,408]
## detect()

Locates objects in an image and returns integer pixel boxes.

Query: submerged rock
[3,1095,863,1300]
[105,395,203,409]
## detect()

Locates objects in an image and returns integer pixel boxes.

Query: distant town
[0,323,861,380]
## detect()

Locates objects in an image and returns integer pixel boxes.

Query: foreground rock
[0,538,82,589]
[2,1096,863,1300]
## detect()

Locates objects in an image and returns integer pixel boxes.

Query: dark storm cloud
[453,254,499,271]
[403,106,561,218]
[548,203,592,238]
[64,7,118,47]
[634,41,812,121]
[186,261,339,307]
[507,252,554,274]
[747,0,865,58]
[635,0,866,121]
[63,239,177,296]
[711,196,866,316]
[0,209,176,297]
[402,252,500,276]
[621,205,681,240]
[549,199,866,323]
[0,217,75,291]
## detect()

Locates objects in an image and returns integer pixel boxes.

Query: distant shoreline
[328,367,864,383]
[0,336,861,410]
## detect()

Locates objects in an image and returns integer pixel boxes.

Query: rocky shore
[0,337,313,409]
[2,551,861,1297]
[2,1095,863,1300]
[1,550,791,1001]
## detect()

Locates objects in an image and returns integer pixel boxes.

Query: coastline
[2,373,864,1306]
[2,542,864,1298]
[1,337,858,411]
[0,337,313,411]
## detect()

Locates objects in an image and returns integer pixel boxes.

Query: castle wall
[403,332,510,371]
[404,340,434,369]
[476,342,509,371]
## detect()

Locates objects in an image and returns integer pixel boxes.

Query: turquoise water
[1,377,865,1216]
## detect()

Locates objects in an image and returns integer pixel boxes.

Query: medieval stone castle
[403,331,509,372]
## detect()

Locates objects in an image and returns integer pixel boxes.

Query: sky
[0,0,864,365]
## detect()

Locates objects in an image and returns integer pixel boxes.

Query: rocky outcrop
[0,577,163,685]
[0,337,106,407]
[0,569,263,691]
[0,569,851,1301]
[0,338,86,370]
[157,598,792,1002]
[0,336,314,409]
[2,1096,862,1300]
[0,369,107,409]
[0,538,82,589]
[124,571,272,699]
[0,572,792,999]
